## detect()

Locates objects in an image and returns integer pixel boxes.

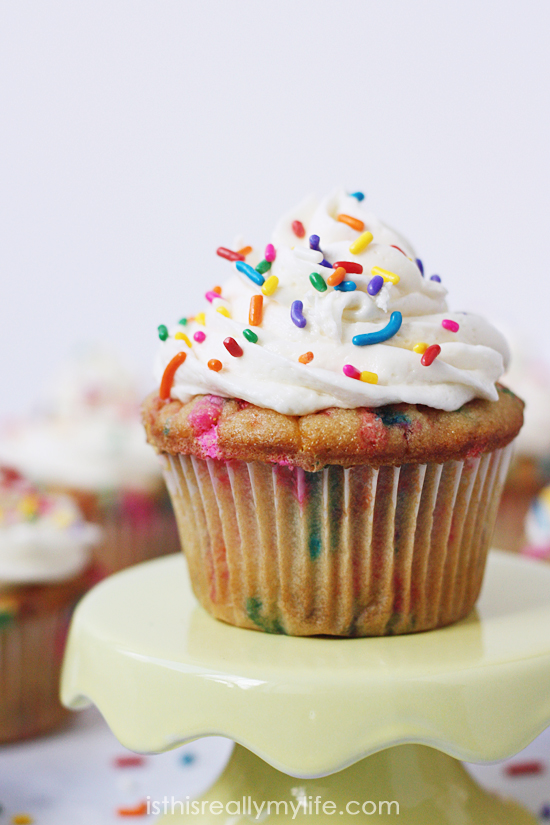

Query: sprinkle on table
[367,275,384,296]
[350,191,365,201]
[337,214,365,232]
[217,246,245,262]
[299,351,314,364]
[505,761,544,777]
[413,342,428,354]
[159,352,187,400]
[224,337,244,357]
[334,260,363,274]
[195,312,206,325]
[421,344,441,366]
[255,260,271,275]
[334,280,356,292]
[349,231,373,255]
[194,331,206,343]
[353,311,403,346]
[236,260,265,286]
[265,243,276,262]
[114,755,146,768]
[174,332,192,346]
[243,328,258,343]
[158,324,168,341]
[249,294,263,326]
[291,300,307,328]
[216,306,231,318]
[430,274,441,282]
[309,271,327,292]
[238,245,252,257]
[292,220,306,238]
[442,319,459,333]
[327,266,346,287]
[371,266,400,285]
[262,275,279,296]
[208,359,222,372]
[11,816,34,825]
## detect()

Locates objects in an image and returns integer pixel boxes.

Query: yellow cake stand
[61,550,550,823]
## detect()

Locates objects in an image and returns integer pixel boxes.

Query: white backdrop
[1,0,549,415]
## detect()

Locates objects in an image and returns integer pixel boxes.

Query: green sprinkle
[178,317,188,326]
[243,328,258,343]
[309,271,327,292]
[255,259,272,275]
[158,324,168,341]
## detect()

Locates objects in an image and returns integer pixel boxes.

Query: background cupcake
[0,348,180,575]
[0,469,99,742]
[144,189,523,637]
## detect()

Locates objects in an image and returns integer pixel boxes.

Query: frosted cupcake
[143,190,523,636]
[0,349,180,575]
[0,469,99,741]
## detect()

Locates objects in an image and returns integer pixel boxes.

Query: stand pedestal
[62,551,550,823]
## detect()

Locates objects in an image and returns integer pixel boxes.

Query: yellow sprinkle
[349,231,373,255]
[262,275,279,296]
[413,342,428,354]
[12,816,34,825]
[17,495,39,519]
[175,332,192,347]
[216,306,231,318]
[359,371,378,384]
[195,312,206,325]
[371,266,400,285]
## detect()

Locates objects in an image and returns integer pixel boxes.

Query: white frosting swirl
[0,476,99,585]
[155,191,510,415]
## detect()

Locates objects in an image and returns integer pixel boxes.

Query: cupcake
[521,485,550,561]
[143,190,523,636]
[0,348,180,575]
[493,342,550,552]
[0,468,99,741]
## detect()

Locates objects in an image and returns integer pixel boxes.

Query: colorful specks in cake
[353,311,403,346]
[290,300,306,328]
[327,266,346,287]
[291,219,305,238]
[262,274,279,296]
[413,342,428,354]
[236,260,265,286]
[188,395,224,436]
[334,280,356,292]
[159,352,187,400]
[421,344,441,366]
[371,266,400,285]
[157,324,168,341]
[337,214,364,232]
[309,271,327,292]
[430,274,441,282]
[193,331,206,343]
[216,246,245,262]
[375,407,410,427]
[265,243,276,262]
[349,230,373,254]
[442,319,459,333]
[246,596,285,634]
[243,328,258,344]
[208,359,222,372]
[299,351,314,364]
[249,294,263,326]
[223,337,243,357]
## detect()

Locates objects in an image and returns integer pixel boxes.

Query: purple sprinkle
[309,234,321,251]
[194,331,206,343]
[319,258,332,268]
[541,805,550,820]
[334,280,356,292]
[416,258,424,276]
[430,274,441,282]
[291,300,307,328]
[367,275,384,296]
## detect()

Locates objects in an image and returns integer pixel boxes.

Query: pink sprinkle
[343,364,361,380]
[194,331,206,343]
[442,319,459,333]
[205,291,220,303]
[114,755,146,768]
[265,243,276,262]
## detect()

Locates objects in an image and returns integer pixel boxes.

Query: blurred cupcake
[144,190,523,637]
[0,348,180,575]
[0,469,99,742]
[522,485,550,561]
[493,342,550,552]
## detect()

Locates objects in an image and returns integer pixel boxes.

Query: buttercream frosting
[155,191,510,415]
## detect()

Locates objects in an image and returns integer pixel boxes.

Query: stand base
[156,743,535,823]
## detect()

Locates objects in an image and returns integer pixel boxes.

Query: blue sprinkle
[180,752,197,766]
[367,275,384,296]
[334,280,356,292]
[236,260,265,286]
[350,191,365,201]
[416,258,424,276]
[291,300,307,328]
[319,258,332,268]
[353,311,403,346]
[540,804,550,820]
[309,234,321,251]
[430,274,441,282]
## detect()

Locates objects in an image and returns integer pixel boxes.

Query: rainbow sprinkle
[291,300,306,328]
[353,311,403,346]
[265,243,276,262]
[158,324,168,341]
[236,260,265,286]
[309,271,327,292]
[349,231,373,255]
[224,337,243,357]
[371,266,400,285]
[194,331,206,343]
[243,328,258,343]
[442,319,459,333]
[421,344,441,366]
[262,275,279,296]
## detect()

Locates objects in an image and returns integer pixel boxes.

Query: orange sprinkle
[299,352,314,364]
[11,816,34,825]
[249,294,263,326]
[238,246,252,257]
[208,359,222,372]
[337,214,364,232]
[212,285,222,294]
[327,266,346,286]
[159,352,187,400]
[116,801,148,817]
